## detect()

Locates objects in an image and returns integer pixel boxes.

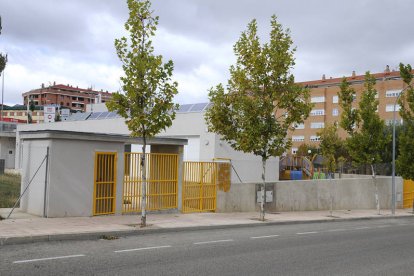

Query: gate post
[177,145,184,211]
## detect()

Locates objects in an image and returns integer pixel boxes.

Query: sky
[0,0,413,106]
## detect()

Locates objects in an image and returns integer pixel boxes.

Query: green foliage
[205,16,312,161]
[296,143,318,158]
[317,124,343,173]
[346,72,390,168]
[382,123,404,164]
[0,16,7,75]
[0,173,21,208]
[27,99,36,123]
[396,63,414,180]
[338,77,359,135]
[106,0,178,139]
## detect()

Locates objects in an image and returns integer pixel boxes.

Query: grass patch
[0,173,21,208]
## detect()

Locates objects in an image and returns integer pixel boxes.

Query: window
[9,112,14,116]
[311,96,325,103]
[386,119,403,125]
[386,90,402,98]
[332,108,339,116]
[292,136,305,142]
[386,104,400,112]
[310,109,325,116]
[310,122,325,129]
[332,96,338,104]
[310,135,321,142]
[293,123,305,129]
[291,148,298,154]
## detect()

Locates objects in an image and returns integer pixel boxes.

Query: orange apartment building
[289,66,410,154]
[22,83,112,112]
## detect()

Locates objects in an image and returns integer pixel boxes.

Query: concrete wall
[20,140,51,216]
[16,118,128,169]
[46,139,124,217]
[157,112,216,161]
[216,177,403,212]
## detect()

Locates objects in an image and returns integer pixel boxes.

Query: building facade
[1,105,44,123]
[288,67,410,154]
[22,83,112,112]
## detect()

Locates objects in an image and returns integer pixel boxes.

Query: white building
[16,103,279,184]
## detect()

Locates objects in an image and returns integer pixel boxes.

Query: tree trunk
[371,164,380,215]
[141,136,147,227]
[260,157,266,221]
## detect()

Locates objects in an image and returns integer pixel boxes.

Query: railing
[122,153,178,213]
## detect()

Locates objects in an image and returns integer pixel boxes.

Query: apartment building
[22,83,112,112]
[0,105,44,123]
[289,66,409,154]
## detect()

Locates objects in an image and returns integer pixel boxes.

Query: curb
[1,214,413,246]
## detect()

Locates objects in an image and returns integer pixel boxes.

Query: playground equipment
[279,155,329,180]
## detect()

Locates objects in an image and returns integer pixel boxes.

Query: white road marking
[250,235,280,239]
[194,239,234,245]
[327,229,346,232]
[353,227,370,230]
[376,225,390,228]
[13,254,85,264]
[296,231,318,235]
[114,245,171,253]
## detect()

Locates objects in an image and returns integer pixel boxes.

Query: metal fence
[182,162,218,213]
[93,152,117,215]
[122,153,178,213]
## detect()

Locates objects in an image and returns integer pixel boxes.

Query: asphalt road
[2,217,414,275]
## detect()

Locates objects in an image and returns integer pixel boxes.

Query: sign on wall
[61,109,70,121]
[44,106,56,123]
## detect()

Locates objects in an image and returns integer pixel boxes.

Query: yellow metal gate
[403,179,414,208]
[182,162,218,213]
[93,152,117,215]
[123,153,178,213]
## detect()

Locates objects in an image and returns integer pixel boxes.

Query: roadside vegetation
[0,173,21,209]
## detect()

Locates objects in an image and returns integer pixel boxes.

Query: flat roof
[19,129,187,145]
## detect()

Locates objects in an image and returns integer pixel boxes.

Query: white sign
[44,106,56,123]
[61,109,70,121]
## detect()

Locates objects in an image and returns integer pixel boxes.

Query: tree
[396,63,414,180]
[106,0,178,227]
[345,72,390,214]
[205,16,312,221]
[296,143,318,158]
[27,98,35,123]
[317,124,343,175]
[317,124,342,216]
[338,77,359,135]
[0,16,7,75]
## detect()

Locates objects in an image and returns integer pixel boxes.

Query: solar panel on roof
[188,103,208,112]
[106,112,118,119]
[87,112,101,120]
[97,112,110,119]
[177,104,192,113]
[79,112,92,120]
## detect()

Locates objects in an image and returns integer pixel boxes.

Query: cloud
[0,0,414,106]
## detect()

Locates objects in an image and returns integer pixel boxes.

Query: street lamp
[392,85,410,215]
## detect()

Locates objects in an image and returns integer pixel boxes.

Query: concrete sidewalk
[1,208,413,246]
